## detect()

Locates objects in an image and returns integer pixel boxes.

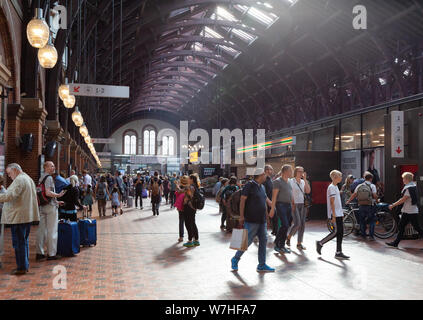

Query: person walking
[231,168,275,272]
[82,185,94,218]
[287,166,311,250]
[149,172,163,216]
[133,173,144,210]
[111,187,121,217]
[181,175,200,247]
[386,172,423,248]
[346,172,378,240]
[169,173,178,209]
[0,164,40,275]
[263,165,276,235]
[0,176,6,269]
[340,174,355,206]
[269,164,295,254]
[163,176,170,204]
[58,175,85,221]
[94,175,110,217]
[36,161,66,261]
[221,176,240,231]
[316,170,350,260]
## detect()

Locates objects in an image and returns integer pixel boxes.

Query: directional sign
[69,83,130,98]
[391,111,404,158]
[91,138,115,144]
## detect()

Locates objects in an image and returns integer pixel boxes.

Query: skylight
[231,28,257,43]
[203,26,224,39]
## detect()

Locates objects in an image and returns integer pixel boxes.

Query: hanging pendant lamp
[63,94,76,108]
[72,107,84,127]
[27,8,49,48]
[58,78,69,101]
[38,36,58,68]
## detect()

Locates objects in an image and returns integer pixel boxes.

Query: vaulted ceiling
[47,0,423,136]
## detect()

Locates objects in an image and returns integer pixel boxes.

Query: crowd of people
[0,159,420,276]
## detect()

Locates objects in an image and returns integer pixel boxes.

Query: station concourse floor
[0,199,422,300]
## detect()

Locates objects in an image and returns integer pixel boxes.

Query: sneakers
[183,241,194,247]
[335,252,350,260]
[36,254,46,261]
[368,236,376,241]
[274,246,282,253]
[280,247,291,254]
[47,255,59,261]
[178,237,183,242]
[193,240,200,246]
[286,238,291,247]
[231,257,239,271]
[297,244,306,250]
[386,241,398,248]
[316,241,322,255]
[220,225,225,230]
[11,269,27,275]
[256,264,275,273]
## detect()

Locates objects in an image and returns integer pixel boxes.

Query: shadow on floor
[153,243,190,268]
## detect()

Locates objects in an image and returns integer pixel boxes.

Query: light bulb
[63,94,75,108]
[71,108,84,127]
[58,83,69,101]
[79,124,89,137]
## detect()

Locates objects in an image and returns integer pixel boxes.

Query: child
[82,185,94,218]
[316,170,350,260]
[111,187,121,217]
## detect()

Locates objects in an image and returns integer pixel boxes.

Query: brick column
[70,139,78,173]
[5,104,24,185]
[45,120,64,172]
[19,98,47,182]
[60,132,71,177]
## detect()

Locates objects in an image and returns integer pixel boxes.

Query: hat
[179,175,190,187]
[253,168,265,176]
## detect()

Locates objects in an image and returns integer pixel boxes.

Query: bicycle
[327,203,397,239]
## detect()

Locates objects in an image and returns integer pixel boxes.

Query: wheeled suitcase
[78,219,97,246]
[57,220,80,256]
[127,196,133,208]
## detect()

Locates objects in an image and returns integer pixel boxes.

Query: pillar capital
[20,98,47,123]
[45,120,64,142]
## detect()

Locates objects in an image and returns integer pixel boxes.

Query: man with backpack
[386,172,423,248]
[94,175,110,217]
[221,176,239,232]
[346,172,378,240]
[35,161,66,261]
[149,172,163,216]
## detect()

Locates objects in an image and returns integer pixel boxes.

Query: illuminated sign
[237,136,296,154]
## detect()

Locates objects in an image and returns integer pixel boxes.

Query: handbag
[229,228,248,251]
[295,180,312,208]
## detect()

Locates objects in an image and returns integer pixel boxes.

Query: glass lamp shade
[26,11,49,48]
[38,43,58,68]
[71,109,84,127]
[87,142,94,149]
[79,124,89,137]
[84,136,92,144]
[63,95,75,108]
[58,84,69,101]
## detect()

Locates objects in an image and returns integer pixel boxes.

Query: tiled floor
[0,199,422,300]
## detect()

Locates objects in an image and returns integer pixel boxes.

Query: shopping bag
[229,228,248,251]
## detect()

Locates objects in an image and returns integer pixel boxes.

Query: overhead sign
[391,111,404,158]
[97,152,112,157]
[92,138,115,144]
[69,83,130,98]
[189,152,199,163]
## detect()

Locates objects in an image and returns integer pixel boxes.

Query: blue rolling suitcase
[57,220,80,256]
[78,219,97,246]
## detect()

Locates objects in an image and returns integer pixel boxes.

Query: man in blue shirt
[231,168,275,273]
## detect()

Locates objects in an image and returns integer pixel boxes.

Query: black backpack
[192,187,205,210]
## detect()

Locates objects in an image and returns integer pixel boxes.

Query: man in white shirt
[83,170,92,189]
[386,172,423,248]
[316,170,350,260]
[346,172,378,240]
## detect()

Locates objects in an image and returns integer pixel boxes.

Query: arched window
[123,130,137,155]
[143,128,156,155]
[162,135,175,156]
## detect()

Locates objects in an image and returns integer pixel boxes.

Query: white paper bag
[230,228,248,251]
